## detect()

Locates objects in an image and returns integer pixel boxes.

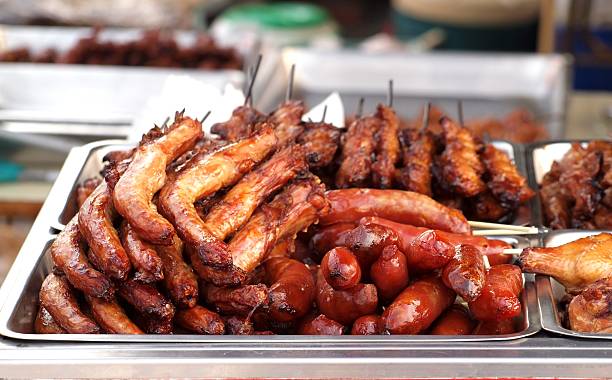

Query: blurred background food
[0,0,611,286]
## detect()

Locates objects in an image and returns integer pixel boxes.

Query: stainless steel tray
[525,140,593,227]
[535,229,612,339]
[0,25,250,127]
[277,49,570,138]
[0,140,541,342]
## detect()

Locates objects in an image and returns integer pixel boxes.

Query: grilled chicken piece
[396,128,435,196]
[210,106,265,142]
[372,104,400,188]
[438,117,486,197]
[540,161,571,229]
[480,144,534,208]
[335,116,379,188]
[270,100,306,147]
[568,277,612,333]
[520,233,612,292]
[297,122,341,169]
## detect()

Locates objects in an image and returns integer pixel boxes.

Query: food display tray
[535,229,612,339]
[278,48,570,138]
[0,140,540,343]
[525,140,592,228]
[0,25,250,130]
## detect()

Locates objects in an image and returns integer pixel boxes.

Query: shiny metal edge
[0,141,541,342]
[536,229,612,339]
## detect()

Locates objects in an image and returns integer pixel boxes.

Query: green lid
[221,2,330,29]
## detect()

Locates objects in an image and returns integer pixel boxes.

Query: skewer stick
[387,79,394,107]
[243,54,262,106]
[286,64,296,102]
[468,221,538,233]
[421,102,431,131]
[356,97,365,118]
[501,248,523,255]
[321,105,328,123]
[457,100,464,127]
[200,110,212,124]
[472,229,539,236]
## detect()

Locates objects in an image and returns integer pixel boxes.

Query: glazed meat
[265,257,316,322]
[202,144,307,240]
[119,221,164,283]
[204,284,268,316]
[467,191,511,223]
[113,115,203,245]
[442,244,486,302]
[51,215,114,299]
[568,277,612,333]
[201,177,327,286]
[34,307,66,334]
[540,162,570,229]
[76,178,101,208]
[298,314,344,335]
[480,144,534,208]
[86,295,143,334]
[321,188,470,234]
[438,117,486,197]
[117,279,175,325]
[39,274,100,334]
[159,126,276,268]
[351,315,385,335]
[155,236,199,309]
[372,104,400,188]
[468,264,523,322]
[429,304,475,335]
[297,122,341,169]
[336,116,379,188]
[520,233,612,292]
[269,100,306,146]
[175,306,225,335]
[383,276,455,334]
[396,128,435,196]
[79,183,131,280]
[210,106,265,141]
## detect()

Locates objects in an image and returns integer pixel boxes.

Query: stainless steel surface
[280,49,570,138]
[0,141,539,343]
[536,229,612,339]
[1,335,612,379]
[0,25,251,131]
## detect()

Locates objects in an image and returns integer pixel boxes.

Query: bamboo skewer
[501,248,523,255]
[468,221,538,233]
[472,229,539,236]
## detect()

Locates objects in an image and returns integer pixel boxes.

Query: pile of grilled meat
[36,101,527,336]
[0,29,242,70]
[540,141,612,230]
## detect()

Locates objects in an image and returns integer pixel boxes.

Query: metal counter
[0,334,611,378]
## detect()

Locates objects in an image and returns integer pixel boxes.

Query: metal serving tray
[0,140,541,342]
[278,49,570,138]
[525,140,592,227]
[535,229,612,339]
[0,25,249,128]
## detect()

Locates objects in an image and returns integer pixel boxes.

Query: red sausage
[321,189,470,234]
[383,276,455,334]
[405,229,456,272]
[321,247,362,290]
[468,264,523,322]
[310,222,354,256]
[370,245,409,303]
[442,244,486,302]
[429,304,475,335]
[351,315,385,335]
[315,270,378,325]
[265,257,316,322]
[342,223,400,272]
[361,217,510,256]
[298,314,344,335]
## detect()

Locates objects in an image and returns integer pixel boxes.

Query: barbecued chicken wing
[336,116,379,188]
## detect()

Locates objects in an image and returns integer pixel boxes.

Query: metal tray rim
[535,229,612,339]
[0,140,540,343]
